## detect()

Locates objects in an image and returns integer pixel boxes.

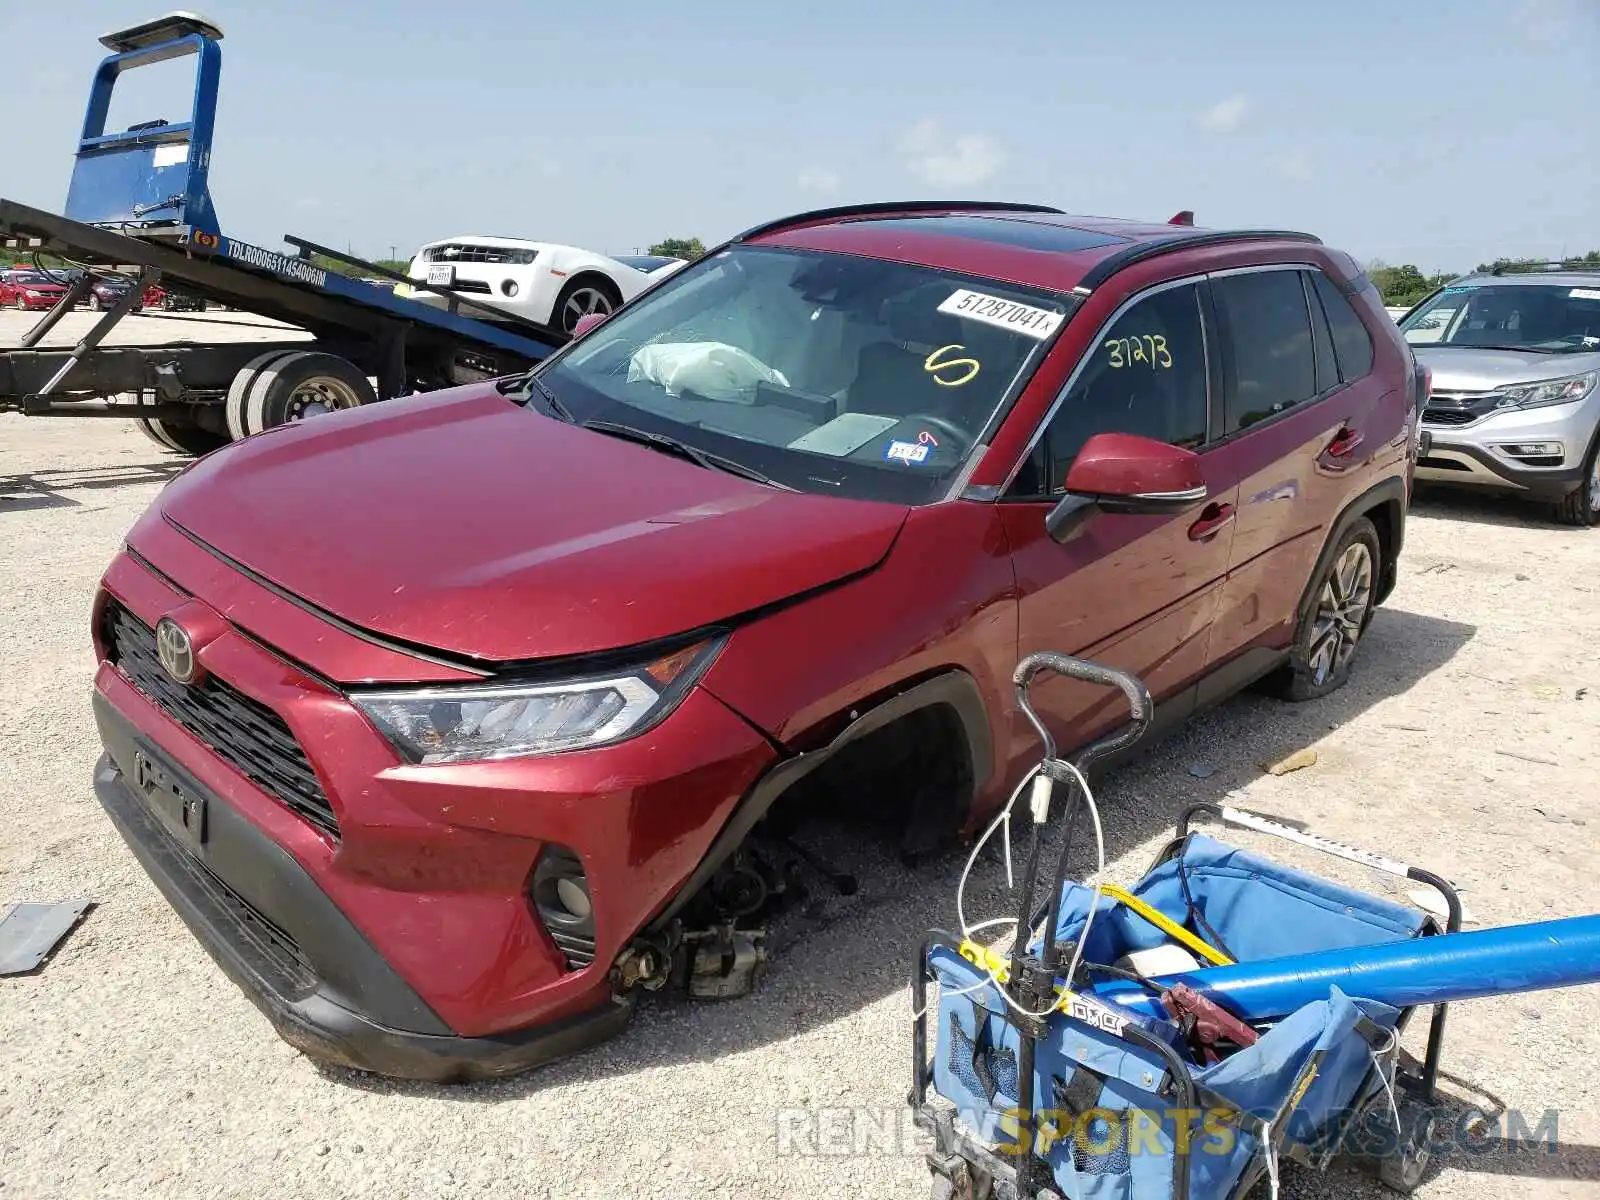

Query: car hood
[1414,346,1600,391]
[155,384,910,663]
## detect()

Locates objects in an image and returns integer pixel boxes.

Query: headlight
[1495,371,1597,411]
[350,638,722,764]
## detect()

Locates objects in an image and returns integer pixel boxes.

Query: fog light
[501,280,519,297]
[555,877,592,920]
[529,845,596,970]
[1497,442,1563,458]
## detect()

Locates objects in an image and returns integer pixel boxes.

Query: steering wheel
[900,413,971,451]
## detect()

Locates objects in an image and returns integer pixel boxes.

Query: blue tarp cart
[910,653,1462,1200]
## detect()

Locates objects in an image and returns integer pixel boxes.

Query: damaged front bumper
[93,696,636,1083]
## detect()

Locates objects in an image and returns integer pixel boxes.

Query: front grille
[1423,408,1478,426]
[1418,455,1471,471]
[444,279,492,294]
[104,600,340,840]
[425,243,537,266]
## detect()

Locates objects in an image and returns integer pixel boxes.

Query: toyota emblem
[155,617,198,684]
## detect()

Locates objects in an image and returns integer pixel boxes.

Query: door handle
[1324,426,1364,459]
[1187,502,1235,542]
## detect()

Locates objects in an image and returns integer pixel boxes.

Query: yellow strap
[1097,883,1234,966]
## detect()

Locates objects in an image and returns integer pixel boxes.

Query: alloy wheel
[1308,542,1374,686]
[560,286,614,334]
[1589,455,1600,514]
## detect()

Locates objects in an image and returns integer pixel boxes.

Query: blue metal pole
[1088,914,1600,1022]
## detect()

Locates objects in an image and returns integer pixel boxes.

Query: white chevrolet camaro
[396,236,687,336]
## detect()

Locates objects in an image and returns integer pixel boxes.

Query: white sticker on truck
[1570,288,1600,301]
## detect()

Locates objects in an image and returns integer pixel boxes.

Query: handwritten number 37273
[1105,335,1172,370]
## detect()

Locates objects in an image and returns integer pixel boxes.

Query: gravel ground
[2,311,1597,1199]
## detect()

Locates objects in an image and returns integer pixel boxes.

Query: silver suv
[1401,266,1600,526]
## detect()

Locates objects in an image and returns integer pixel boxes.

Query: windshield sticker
[939,289,1063,339]
[1105,335,1172,370]
[885,439,931,465]
[923,343,981,387]
[1571,288,1600,301]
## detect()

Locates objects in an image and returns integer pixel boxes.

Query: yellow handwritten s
[925,344,981,387]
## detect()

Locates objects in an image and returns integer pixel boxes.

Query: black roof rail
[729,199,1066,244]
[1074,228,1324,291]
[1489,261,1600,276]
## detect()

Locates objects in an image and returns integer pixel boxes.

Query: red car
[1,267,72,310]
[90,202,1425,1081]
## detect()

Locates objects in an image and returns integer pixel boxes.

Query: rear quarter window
[1311,271,1375,381]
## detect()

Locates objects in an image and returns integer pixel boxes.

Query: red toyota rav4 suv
[91,202,1424,1081]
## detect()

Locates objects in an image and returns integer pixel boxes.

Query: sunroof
[853,214,1130,253]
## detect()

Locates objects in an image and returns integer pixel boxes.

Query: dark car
[90,202,1424,1082]
[89,274,144,312]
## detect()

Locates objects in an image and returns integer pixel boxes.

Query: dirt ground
[2,311,1597,1199]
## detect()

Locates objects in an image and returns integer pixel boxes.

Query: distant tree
[648,237,706,261]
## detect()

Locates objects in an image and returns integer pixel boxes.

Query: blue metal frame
[64,27,223,238]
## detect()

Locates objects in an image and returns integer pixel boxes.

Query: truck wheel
[134,418,228,457]
[225,349,303,441]
[243,351,377,436]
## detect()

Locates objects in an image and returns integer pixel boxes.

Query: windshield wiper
[582,420,791,489]
[497,371,575,422]
[1434,344,1557,354]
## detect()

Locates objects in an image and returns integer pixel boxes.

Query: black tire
[1350,1100,1438,1194]
[224,349,303,441]
[1266,516,1382,703]
[244,350,377,435]
[551,274,621,337]
[134,417,229,457]
[1552,434,1600,527]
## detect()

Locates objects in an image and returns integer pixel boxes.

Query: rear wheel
[1552,436,1600,527]
[1267,516,1381,702]
[552,275,620,337]
[243,350,377,435]
[224,349,303,441]
[134,417,228,457]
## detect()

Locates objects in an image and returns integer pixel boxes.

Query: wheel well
[763,702,976,858]
[1364,494,1403,606]
[564,270,621,301]
[647,671,993,932]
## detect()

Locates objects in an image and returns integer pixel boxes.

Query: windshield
[8,271,53,285]
[530,245,1070,503]
[1400,282,1600,352]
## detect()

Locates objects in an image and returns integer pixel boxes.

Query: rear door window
[1012,282,1209,496]
[1310,270,1375,381]
[1211,269,1318,432]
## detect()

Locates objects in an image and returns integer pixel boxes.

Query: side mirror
[571,311,608,339]
[1045,432,1209,543]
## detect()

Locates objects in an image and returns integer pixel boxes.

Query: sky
[3,0,1597,273]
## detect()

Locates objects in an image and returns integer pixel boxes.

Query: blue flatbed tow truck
[0,11,562,455]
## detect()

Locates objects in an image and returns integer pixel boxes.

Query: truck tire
[225,349,304,441]
[243,350,377,436]
[134,417,228,457]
